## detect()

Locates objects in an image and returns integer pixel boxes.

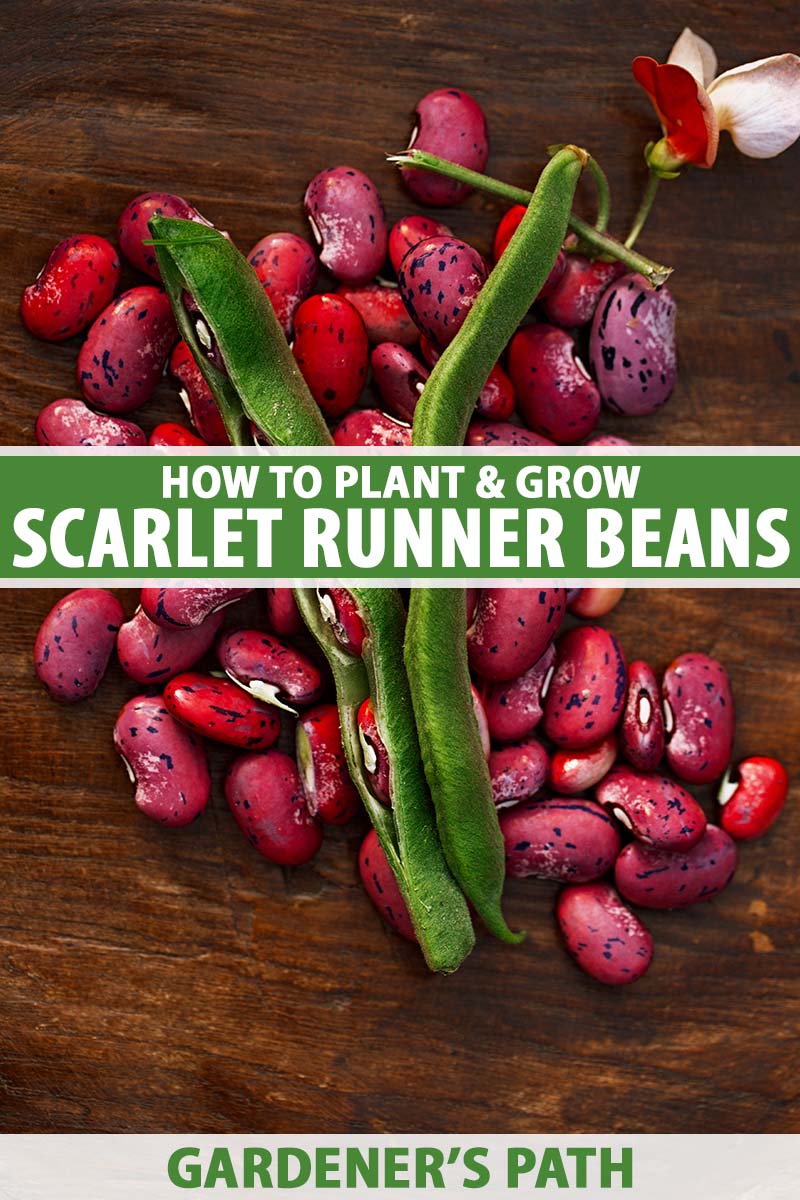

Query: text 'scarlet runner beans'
[23,28,798,978]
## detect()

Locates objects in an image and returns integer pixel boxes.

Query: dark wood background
[1,0,798,1134]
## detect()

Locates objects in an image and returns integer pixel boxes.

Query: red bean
[293,294,368,418]
[169,340,229,444]
[35,588,124,702]
[490,738,549,806]
[483,643,556,742]
[371,342,428,421]
[317,588,366,656]
[501,796,621,881]
[337,283,418,346]
[304,166,387,285]
[333,408,413,446]
[615,825,738,909]
[542,255,624,328]
[225,751,323,866]
[117,605,223,684]
[357,698,391,805]
[595,764,706,849]
[662,653,735,784]
[296,703,361,825]
[359,828,417,942]
[401,88,489,207]
[549,734,617,795]
[248,231,317,336]
[557,881,654,986]
[148,422,207,447]
[619,660,665,771]
[468,587,565,683]
[141,587,252,629]
[265,588,303,637]
[466,420,556,448]
[543,624,626,749]
[114,695,210,827]
[77,286,177,414]
[21,235,120,341]
[508,324,600,444]
[164,672,280,750]
[388,215,453,274]
[216,628,324,712]
[568,587,625,619]
[718,756,789,840]
[117,191,216,279]
[36,398,146,447]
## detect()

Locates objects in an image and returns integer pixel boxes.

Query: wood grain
[0,0,799,1135]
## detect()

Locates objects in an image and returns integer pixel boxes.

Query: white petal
[668,27,718,87]
[708,54,800,157]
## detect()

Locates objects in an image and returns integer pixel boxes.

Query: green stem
[625,168,661,248]
[389,149,672,285]
[547,143,610,231]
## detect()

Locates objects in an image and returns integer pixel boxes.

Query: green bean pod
[294,587,475,974]
[412,145,586,447]
[405,588,523,944]
[149,216,332,448]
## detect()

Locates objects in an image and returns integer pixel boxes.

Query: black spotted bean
[163,672,280,750]
[483,643,556,742]
[557,881,654,986]
[304,166,387,285]
[21,235,120,341]
[490,738,549,806]
[501,796,621,881]
[662,652,735,784]
[595,763,706,849]
[35,588,124,702]
[77,286,177,413]
[35,398,146,447]
[113,695,210,826]
[141,587,253,629]
[216,628,324,713]
[590,273,677,416]
[248,231,318,336]
[543,624,627,748]
[620,659,665,771]
[225,750,323,866]
[508,324,600,444]
[117,605,223,684]
[467,587,565,683]
[398,236,487,349]
[615,825,738,909]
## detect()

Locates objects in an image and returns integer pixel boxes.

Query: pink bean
[117,606,223,684]
[248,231,317,337]
[543,624,626,749]
[77,286,177,414]
[501,796,621,881]
[595,764,706,849]
[490,738,549,806]
[225,750,323,866]
[662,653,735,784]
[615,825,738,909]
[557,881,654,986]
[35,588,124,702]
[36,398,146,447]
[401,88,489,207]
[333,408,413,446]
[568,587,625,619]
[468,587,565,683]
[113,695,210,827]
[620,660,665,771]
[141,587,253,629]
[483,643,556,742]
[21,235,120,341]
[304,166,387,285]
[216,628,324,712]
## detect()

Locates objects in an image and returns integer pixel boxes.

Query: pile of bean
[33,584,788,984]
[21,88,674,448]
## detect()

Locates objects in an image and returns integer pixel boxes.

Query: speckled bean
[293,293,368,417]
[590,273,677,416]
[295,702,361,825]
[620,660,665,771]
[117,191,215,279]
[333,408,413,446]
[398,236,487,349]
[501,796,621,881]
[615,825,738,909]
[466,420,555,448]
[36,398,146,447]
[468,587,566,683]
[490,738,550,805]
[359,828,417,942]
[225,750,323,866]
[117,605,223,684]
[164,672,281,749]
[169,340,229,444]
[371,342,428,420]
[401,88,489,206]
[542,254,624,328]
[337,282,418,346]
[141,587,252,629]
[508,324,600,444]
[595,763,706,849]
[483,643,556,742]
[77,286,177,413]
[388,215,453,274]
[248,231,318,336]
[557,881,654,986]
[35,588,124,702]
[21,235,120,341]
[304,166,387,285]
[662,652,735,784]
[543,624,627,748]
[216,628,324,713]
[113,695,210,826]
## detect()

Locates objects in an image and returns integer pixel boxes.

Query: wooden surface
[1,0,799,1135]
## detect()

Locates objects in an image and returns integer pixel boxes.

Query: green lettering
[278,1150,310,1189]
[385,1147,409,1188]
[415,1149,445,1189]
[204,1149,237,1189]
[316,1148,339,1188]
[535,1148,568,1188]
[168,1147,202,1189]
[346,1148,379,1188]
[463,1148,490,1189]
[508,1149,537,1187]
[600,1148,633,1189]
[566,1148,595,1188]
[243,1149,272,1188]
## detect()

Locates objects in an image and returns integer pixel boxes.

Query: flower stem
[625,169,661,249]
[388,149,672,286]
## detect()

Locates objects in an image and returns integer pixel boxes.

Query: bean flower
[633,27,800,171]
